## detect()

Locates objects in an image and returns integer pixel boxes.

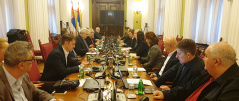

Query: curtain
[0,0,15,39]
[183,0,223,44]
[154,0,166,36]
[164,0,182,40]
[28,0,49,50]
[13,0,26,30]
[220,0,239,64]
[48,0,60,34]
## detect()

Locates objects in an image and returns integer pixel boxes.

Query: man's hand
[89,48,95,52]
[34,83,44,88]
[82,62,90,67]
[153,90,164,100]
[151,77,158,81]
[133,56,140,59]
[89,44,94,48]
[149,73,156,78]
[160,85,171,91]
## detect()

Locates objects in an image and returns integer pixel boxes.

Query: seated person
[0,38,9,65]
[40,34,89,81]
[94,27,102,39]
[121,27,131,45]
[129,31,149,57]
[153,42,239,101]
[135,32,164,72]
[0,41,56,100]
[154,39,204,89]
[150,36,179,81]
[122,29,135,47]
[74,28,95,56]
[85,28,96,47]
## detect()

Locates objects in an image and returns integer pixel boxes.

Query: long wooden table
[53,55,162,101]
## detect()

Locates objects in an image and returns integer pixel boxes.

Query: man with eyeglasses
[0,41,58,101]
[74,28,95,56]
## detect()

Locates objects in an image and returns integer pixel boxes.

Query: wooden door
[92,0,124,37]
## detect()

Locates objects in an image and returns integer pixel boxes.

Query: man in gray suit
[0,41,57,101]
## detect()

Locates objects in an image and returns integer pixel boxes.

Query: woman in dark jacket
[136,32,164,72]
[130,31,149,57]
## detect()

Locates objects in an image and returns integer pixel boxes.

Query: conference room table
[53,54,162,101]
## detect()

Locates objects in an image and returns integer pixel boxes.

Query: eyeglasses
[23,57,36,63]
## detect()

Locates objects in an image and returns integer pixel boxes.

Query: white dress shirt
[62,46,69,65]
[158,50,176,76]
[3,65,28,101]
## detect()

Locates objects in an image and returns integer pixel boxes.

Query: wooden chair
[25,31,42,56]
[38,39,54,63]
[27,51,41,81]
[200,48,205,59]
[176,35,183,42]
[158,40,164,55]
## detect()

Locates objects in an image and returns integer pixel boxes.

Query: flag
[70,2,76,33]
[77,2,81,32]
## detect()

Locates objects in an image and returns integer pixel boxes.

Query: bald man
[150,37,179,81]
[153,42,239,101]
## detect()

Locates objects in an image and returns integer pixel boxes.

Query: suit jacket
[130,37,136,48]
[0,66,53,101]
[130,40,149,57]
[154,55,204,87]
[74,35,89,56]
[140,44,164,72]
[154,51,179,77]
[40,46,81,81]
[85,36,96,47]
[123,36,131,46]
[163,63,239,101]
[94,32,101,39]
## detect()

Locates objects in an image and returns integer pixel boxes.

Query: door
[92,0,124,37]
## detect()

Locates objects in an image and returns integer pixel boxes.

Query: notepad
[126,79,153,86]
[78,79,86,87]
[128,68,146,71]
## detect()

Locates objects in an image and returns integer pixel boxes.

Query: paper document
[86,52,99,55]
[128,68,146,71]
[130,53,136,57]
[126,79,153,86]
[78,79,86,87]
[122,47,132,50]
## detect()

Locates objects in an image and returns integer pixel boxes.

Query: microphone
[85,73,103,101]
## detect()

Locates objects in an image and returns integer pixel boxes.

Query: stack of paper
[128,68,146,71]
[126,79,153,86]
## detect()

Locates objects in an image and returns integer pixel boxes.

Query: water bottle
[79,65,84,79]
[138,79,144,95]
[133,63,138,74]
[126,50,129,57]
[87,55,91,63]
[128,55,132,65]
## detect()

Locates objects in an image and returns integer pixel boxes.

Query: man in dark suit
[153,42,239,101]
[94,27,101,39]
[74,28,95,56]
[154,39,204,89]
[0,41,55,101]
[150,37,179,80]
[40,34,89,81]
[122,29,135,47]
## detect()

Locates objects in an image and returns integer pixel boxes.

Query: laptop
[119,69,129,89]
[83,79,105,90]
